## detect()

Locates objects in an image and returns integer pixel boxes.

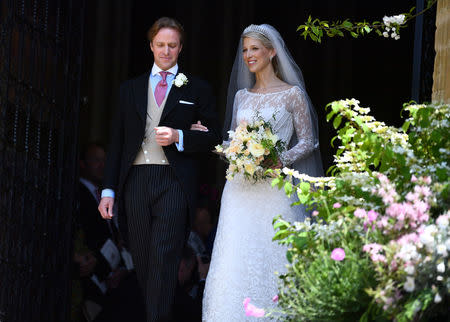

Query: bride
[197,24,323,321]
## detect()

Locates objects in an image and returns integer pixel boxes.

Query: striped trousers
[123,165,188,322]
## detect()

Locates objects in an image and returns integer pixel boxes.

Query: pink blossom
[367,210,379,223]
[331,248,346,261]
[312,210,319,217]
[377,173,389,183]
[371,254,387,262]
[422,176,431,184]
[396,233,419,245]
[333,202,342,209]
[390,260,398,270]
[363,243,383,253]
[406,192,419,202]
[377,216,389,229]
[411,175,418,182]
[413,200,429,214]
[272,295,279,303]
[415,185,431,197]
[243,298,265,318]
[354,208,366,218]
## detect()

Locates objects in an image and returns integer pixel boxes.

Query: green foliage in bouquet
[271,100,450,321]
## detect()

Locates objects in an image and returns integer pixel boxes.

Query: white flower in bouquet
[436,262,445,273]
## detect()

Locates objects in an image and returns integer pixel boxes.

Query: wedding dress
[202,86,315,321]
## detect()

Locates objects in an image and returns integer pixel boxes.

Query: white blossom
[445,238,450,251]
[404,265,415,275]
[404,276,415,292]
[436,262,445,273]
[436,244,448,257]
[434,293,442,303]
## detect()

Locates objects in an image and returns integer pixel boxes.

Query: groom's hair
[147,17,185,45]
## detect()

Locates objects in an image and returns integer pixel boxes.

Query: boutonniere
[173,73,188,87]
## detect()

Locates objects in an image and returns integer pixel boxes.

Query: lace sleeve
[280,87,315,166]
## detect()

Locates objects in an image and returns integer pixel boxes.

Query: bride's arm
[280,87,316,166]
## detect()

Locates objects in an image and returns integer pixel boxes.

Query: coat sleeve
[182,80,221,153]
[103,82,128,190]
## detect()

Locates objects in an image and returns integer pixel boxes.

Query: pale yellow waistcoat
[133,87,170,165]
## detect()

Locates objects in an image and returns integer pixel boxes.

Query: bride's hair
[241,31,280,77]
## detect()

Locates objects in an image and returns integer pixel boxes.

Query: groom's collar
[151,63,179,76]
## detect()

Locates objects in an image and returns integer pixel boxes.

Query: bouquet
[215,117,285,181]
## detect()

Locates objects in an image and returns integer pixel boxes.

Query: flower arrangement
[216,116,285,181]
[269,100,449,321]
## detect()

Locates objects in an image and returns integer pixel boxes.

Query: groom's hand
[155,126,179,146]
[99,197,114,219]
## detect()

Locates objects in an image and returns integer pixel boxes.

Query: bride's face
[242,37,274,74]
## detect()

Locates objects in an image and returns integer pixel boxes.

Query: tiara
[242,24,272,41]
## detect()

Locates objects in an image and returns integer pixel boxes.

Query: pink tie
[154,71,170,106]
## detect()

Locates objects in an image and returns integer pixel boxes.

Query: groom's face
[150,27,182,71]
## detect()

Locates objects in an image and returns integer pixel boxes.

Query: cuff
[175,129,184,151]
[101,189,115,199]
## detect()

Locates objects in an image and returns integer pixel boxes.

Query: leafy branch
[297,0,437,42]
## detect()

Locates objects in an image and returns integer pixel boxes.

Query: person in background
[173,245,209,322]
[75,142,145,321]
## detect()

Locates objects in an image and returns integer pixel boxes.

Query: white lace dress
[202,86,315,321]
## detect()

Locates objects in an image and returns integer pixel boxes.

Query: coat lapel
[160,71,185,122]
[134,71,150,124]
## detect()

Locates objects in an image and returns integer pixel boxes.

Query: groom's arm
[182,80,221,153]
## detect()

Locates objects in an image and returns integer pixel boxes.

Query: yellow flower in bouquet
[216,116,285,181]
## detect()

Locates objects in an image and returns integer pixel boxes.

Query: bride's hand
[190,120,209,132]
[263,158,283,170]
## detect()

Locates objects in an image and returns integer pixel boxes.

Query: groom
[98,17,221,321]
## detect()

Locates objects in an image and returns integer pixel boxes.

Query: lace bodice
[229,86,315,166]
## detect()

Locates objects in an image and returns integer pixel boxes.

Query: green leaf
[326,110,336,122]
[312,26,319,36]
[293,236,308,250]
[286,250,293,263]
[299,193,309,204]
[284,181,293,196]
[300,181,311,193]
[333,115,342,129]
[342,20,353,29]
[350,31,358,38]
[402,120,411,132]
[271,177,281,188]
[364,26,371,33]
